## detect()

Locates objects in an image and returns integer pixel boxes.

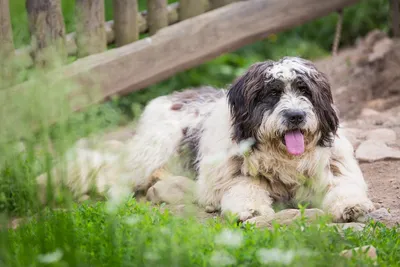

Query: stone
[244,215,273,229]
[303,208,325,221]
[246,209,326,228]
[340,245,377,261]
[360,108,381,118]
[327,222,366,232]
[273,209,301,225]
[355,140,400,162]
[341,128,365,149]
[146,176,195,205]
[360,208,392,223]
[365,128,396,144]
[368,38,393,62]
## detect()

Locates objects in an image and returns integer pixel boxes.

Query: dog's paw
[329,198,375,222]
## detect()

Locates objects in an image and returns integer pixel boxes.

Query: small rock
[368,38,393,62]
[146,176,195,205]
[245,209,325,228]
[341,128,365,149]
[355,140,400,162]
[273,209,301,224]
[302,208,325,221]
[365,128,396,144]
[373,202,382,209]
[340,245,377,261]
[360,108,381,118]
[364,208,392,222]
[78,194,90,202]
[327,222,366,232]
[244,215,273,229]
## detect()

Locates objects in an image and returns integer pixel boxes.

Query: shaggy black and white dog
[37,57,375,222]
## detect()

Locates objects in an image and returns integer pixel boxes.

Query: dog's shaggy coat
[37,57,375,222]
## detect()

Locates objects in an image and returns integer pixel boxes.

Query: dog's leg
[322,132,375,222]
[220,177,275,221]
[118,97,188,192]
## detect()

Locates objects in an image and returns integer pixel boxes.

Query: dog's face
[227,57,339,156]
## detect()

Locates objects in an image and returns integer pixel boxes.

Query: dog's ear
[310,72,339,147]
[227,62,269,142]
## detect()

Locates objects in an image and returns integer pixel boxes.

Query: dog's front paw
[328,198,375,222]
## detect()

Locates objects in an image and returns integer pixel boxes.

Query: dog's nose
[285,110,306,125]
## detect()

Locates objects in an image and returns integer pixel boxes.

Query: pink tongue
[284,130,305,156]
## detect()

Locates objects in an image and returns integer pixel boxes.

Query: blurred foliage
[2,199,400,267]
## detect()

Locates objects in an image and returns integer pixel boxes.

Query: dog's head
[227,56,339,156]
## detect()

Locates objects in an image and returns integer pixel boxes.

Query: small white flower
[210,250,236,266]
[215,229,243,248]
[105,184,132,213]
[144,251,160,261]
[256,248,295,265]
[238,138,256,155]
[159,227,172,236]
[123,215,141,225]
[37,248,63,264]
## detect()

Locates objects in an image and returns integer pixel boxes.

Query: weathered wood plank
[113,0,139,47]
[10,0,360,112]
[75,0,107,58]
[179,0,207,20]
[147,0,168,35]
[209,0,236,10]
[26,0,66,65]
[0,0,14,58]
[391,0,400,37]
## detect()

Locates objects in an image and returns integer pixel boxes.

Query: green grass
[1,199,399,267]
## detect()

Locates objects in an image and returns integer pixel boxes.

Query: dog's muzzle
[282,109,307,156]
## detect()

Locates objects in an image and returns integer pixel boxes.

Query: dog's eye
[270,90,279,96]
[297,81,309,95]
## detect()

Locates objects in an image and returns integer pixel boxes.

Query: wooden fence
[1,0,399,113]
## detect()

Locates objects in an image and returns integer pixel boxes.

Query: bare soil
[314,30,400,226]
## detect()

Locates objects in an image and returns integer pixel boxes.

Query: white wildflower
[37,248,63,264]
[123,215,141,225]
[237,138,256,155]
[214,229,243,248]
[159,227,172,236]
[105,184,132,213]
[144,251,160,261]
[210,250,236,266]
[256,248,295,265]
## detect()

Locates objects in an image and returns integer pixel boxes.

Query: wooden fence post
[391,0,400,37]
[26,0,66,66]
[179,0,207,20]
[0,0,14,59]
[210,0,235,9]
[147,0,168,35]
[75,0,107,58]
[113,0,139,47]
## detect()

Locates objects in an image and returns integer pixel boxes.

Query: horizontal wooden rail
[8,0,359,114]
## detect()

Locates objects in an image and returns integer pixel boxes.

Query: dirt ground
[314,30,400,226]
